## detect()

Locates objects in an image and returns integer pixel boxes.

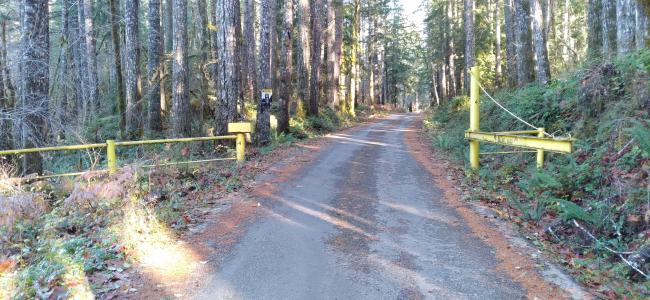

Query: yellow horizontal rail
[479,151,538,155]
[115,135,236,146]
[465,131,574,154]
[0,143,107,156]
[489,130,540,135]
[0,123,252,179]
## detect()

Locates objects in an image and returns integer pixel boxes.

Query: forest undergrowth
[0,105,389,299]
[425,50,650,298]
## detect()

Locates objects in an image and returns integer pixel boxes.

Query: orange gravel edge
[403,116,569,299]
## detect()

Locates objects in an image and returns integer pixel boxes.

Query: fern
[549,198,597,225]
[627,122,650,157]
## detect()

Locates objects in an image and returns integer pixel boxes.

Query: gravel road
[194,115,526,300]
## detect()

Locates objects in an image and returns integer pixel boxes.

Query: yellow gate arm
[465,66,575,170]
[464,131,574,154]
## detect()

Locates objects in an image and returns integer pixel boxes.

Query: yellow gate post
[536,128,545,169]
[228,123,253,162]
[106,140,118,174]
[469,67,480,170]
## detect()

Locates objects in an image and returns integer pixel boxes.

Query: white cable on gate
[476,80,554,138]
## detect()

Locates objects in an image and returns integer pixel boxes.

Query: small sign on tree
[261,89,273,108]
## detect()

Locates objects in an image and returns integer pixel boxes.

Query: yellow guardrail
[465,67,574,170]
[0,122,252,179]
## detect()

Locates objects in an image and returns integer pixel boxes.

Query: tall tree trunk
[368,4,376,104]
[124,0,141,138]
[68,1,84,116]
[0,20,13,106]
[108,0,125,138]
[19,0,49,174]
[446,0,457,97]
[332,1,343,109]
[256,0,276,144]
[531,0,551,84]
[326,0,337,106]
[76,1,90,119]
[161,0,173,114]
[233,0,245,118]
[464,0,475,91]
[562,0,570,64]
[495,0,502,87]
[601,0,616,58]
[504,0,517,87]
[309,0,323,116]
[373,12,383,104]
[147,0,163,134]
[348,0,360,116]
[197,0,210,124]
[616,0,636,54]
[59,0,70,122]
[244,0,257,104]
[82,0,99,114]
[635,3,648,49]
[587,0,603,59]
[209,0,220,95]
[296,0,311,116]
[215,0,241,136]
[514,0,534,86]
[278,0,294,134]
[0,20,7,150]
[171,0,190,137]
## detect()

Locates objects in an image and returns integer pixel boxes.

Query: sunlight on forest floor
[0,267,18,300]
[55,248,95,299]
[116,204,201,285]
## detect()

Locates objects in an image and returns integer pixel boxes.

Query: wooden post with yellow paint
[106,140,117,174]
[536,128,545,169]
[228,122,253,162]
[469,67,480,170]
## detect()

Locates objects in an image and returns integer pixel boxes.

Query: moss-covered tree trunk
[147,0,163,134]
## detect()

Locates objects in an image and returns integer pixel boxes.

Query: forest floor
[129,114,588,299]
